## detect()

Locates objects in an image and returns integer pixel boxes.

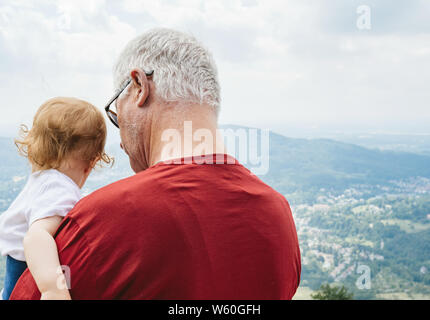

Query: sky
[0,0,429,140]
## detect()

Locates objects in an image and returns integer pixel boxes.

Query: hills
[217,125,430,199]
[267,131,430,192]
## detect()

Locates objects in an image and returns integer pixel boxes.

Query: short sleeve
[11,216,99,300]
[26,179,81,227]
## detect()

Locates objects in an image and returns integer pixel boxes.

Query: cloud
[0,0,429,138]
[0,0,137,138]
[0,0,136,73]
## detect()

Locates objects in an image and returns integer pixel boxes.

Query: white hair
[113,28,221,114]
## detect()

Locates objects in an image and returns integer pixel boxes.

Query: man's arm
[23,216,71,300]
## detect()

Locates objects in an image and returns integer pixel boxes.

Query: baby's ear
[84,158,98,173]
[91,157,100,168]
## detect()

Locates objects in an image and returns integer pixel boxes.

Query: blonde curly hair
[15,97,112,171]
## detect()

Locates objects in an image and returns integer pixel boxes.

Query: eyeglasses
[104,70,154,128]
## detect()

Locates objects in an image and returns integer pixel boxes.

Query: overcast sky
[0,0,429,139]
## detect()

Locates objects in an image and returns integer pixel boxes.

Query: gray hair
[113,28,221,114]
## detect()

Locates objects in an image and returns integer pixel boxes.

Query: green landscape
[1,126,429,299]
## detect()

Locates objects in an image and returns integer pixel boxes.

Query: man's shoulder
[72,169,159,215]
[244,170,290,205]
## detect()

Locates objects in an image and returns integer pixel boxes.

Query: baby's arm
[23,216,71,300]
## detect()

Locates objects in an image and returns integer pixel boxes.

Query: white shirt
[0,169,81,261]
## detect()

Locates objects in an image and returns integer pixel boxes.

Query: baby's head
[15,97,112,174]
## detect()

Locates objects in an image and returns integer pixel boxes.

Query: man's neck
[148,103,226,167]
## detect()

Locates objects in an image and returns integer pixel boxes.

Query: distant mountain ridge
[266,130,430,193]
[219,125,430,194]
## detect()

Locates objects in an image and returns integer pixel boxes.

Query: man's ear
[130,68,150,107]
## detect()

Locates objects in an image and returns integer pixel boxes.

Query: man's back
[11,154,301,299]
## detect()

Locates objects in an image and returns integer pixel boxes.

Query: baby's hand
[40,289,71,300]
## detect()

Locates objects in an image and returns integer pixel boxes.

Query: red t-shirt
[11,154,301,300]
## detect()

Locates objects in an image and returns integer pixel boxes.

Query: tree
[311,284,354,300]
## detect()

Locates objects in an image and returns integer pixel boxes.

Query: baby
[0,97,111,300]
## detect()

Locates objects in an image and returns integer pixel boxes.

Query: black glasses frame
[104,70,154,128]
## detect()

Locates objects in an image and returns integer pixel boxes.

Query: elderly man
[11,28,301,300]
